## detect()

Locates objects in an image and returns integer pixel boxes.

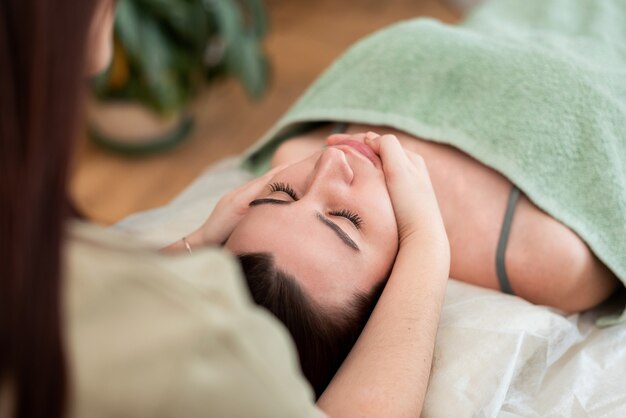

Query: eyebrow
[315,212,360,251]
[248,198,361,251]
[249,198,291,206]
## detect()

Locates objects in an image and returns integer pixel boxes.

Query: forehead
[225,203,370,306]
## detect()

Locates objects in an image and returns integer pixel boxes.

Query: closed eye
[268,183,362,228]
[268,182,299,200]
[265,182,363,230]
[329,209,363,229]
[246,197,361,251]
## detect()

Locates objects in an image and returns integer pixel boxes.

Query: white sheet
[114,158,626,417]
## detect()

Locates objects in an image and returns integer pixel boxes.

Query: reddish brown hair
[237,253,387,398]
[0,1,99,417]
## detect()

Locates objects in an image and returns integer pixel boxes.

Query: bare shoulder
[270,124,336,167]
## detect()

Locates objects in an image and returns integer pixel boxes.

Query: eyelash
[330,209,363,229]
[269,182,298,200]
[268,182,363,229]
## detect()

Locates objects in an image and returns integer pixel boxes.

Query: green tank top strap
[335,121,520,296]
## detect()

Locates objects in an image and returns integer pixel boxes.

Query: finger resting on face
[238,178,268,197]
[407,153,435,185]
[326,133,350,145]
[405,151,426,168]
[379,133,401,146]
[328,131,377,145]
[256,164,287,185]
[364,131,380,140]
[366,133,402,157]
[266,163,289,176]
[242,164,286,194]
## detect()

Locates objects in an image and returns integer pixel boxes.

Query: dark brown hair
[0,1,99,417]
[237,253,387,398]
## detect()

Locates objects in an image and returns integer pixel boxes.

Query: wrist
[397,234,450,275]
[181,237,193,254]
[160,235,197,254]
[399,224,448,250]
[186,229,208,247]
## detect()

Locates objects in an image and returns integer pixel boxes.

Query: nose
[310,147,354,188]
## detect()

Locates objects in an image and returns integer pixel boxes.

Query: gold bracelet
[181,237,193,255]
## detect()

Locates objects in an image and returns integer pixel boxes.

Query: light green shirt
[57,221,324,417]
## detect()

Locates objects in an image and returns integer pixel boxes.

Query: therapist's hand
[365,133,447,248]
[185,164,287,248]
[328,132,448,249]
[320,132,450,418]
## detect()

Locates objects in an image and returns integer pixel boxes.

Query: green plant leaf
[115,0,142,58]
[243,0,268,39]
[135,0,212,50]
[209,0,269,97]
[94,0,270,113]
[205,0,242,46]
[137,19,184,113]
[226,33,269,98]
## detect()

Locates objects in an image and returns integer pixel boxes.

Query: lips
[334,139,379,166]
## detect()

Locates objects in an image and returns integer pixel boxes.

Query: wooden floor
[71,0,460,225]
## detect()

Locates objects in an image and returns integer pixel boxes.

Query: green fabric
[242,0,626,324]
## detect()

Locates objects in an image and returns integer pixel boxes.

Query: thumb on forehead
[264,163,289,177]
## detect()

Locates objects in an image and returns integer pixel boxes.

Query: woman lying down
[167,0,626,399]
[166,128,620,396]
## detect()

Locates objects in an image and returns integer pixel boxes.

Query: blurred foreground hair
[237,252,386,398]
[0,1,99,417]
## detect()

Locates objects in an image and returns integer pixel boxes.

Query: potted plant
[90,0,269,155]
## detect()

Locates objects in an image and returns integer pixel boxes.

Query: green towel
[242,0,626,325]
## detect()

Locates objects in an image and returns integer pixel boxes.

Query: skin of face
[225,144,400,309]
[87,0,116,76]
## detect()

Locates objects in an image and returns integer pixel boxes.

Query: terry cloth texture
[242,0,626,324]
